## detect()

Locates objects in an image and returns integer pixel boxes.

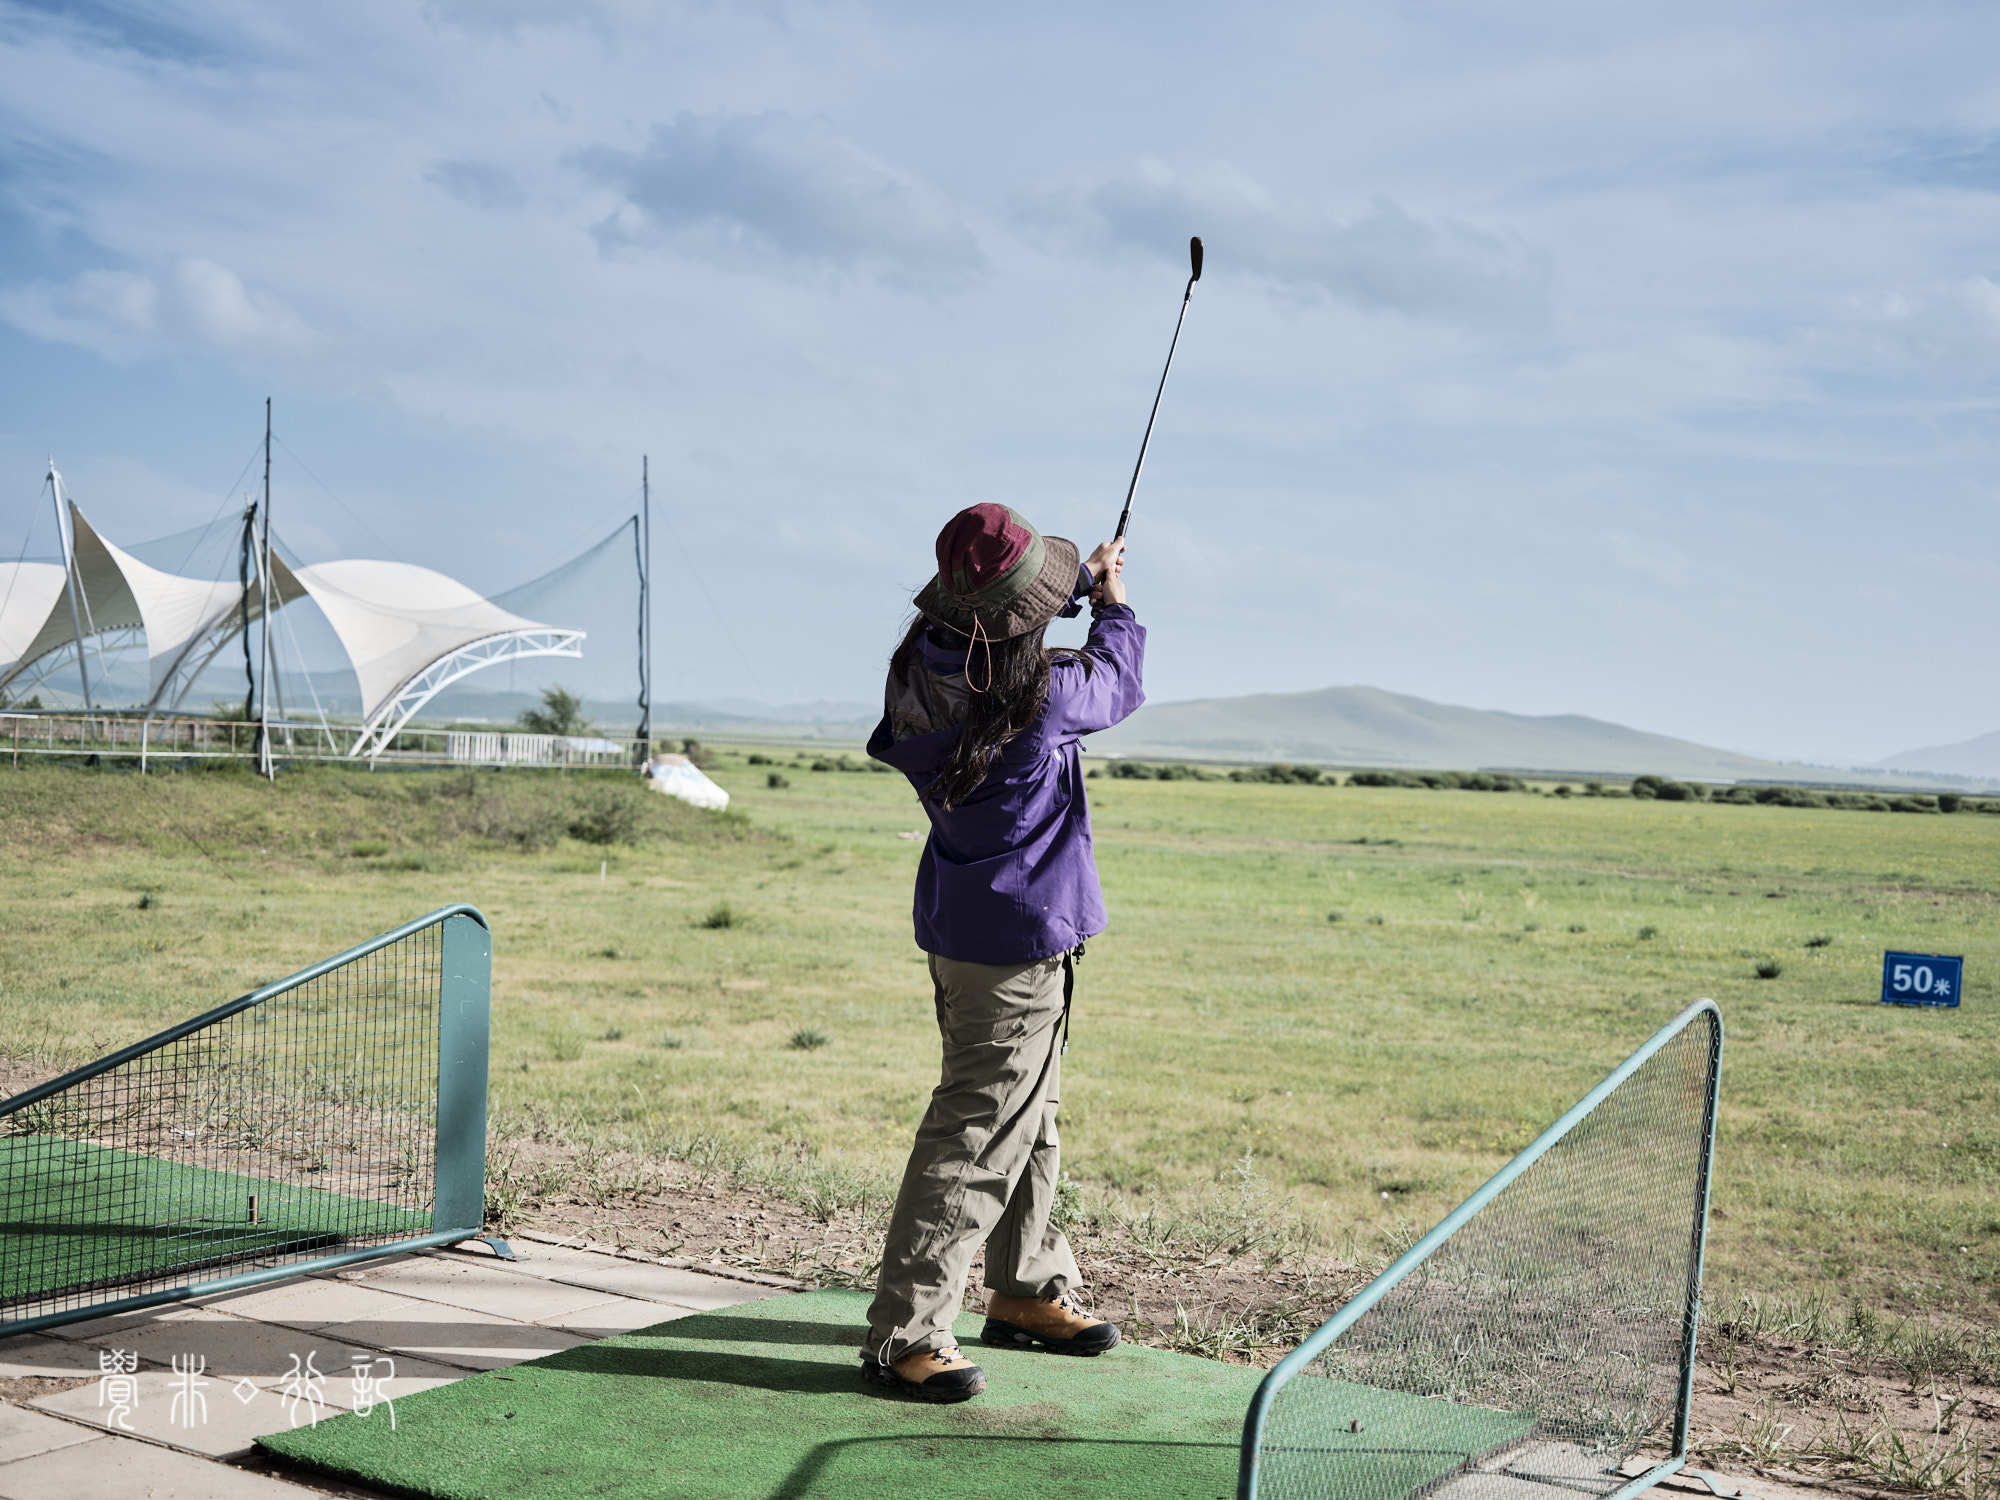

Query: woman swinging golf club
[861,503,1144,1401]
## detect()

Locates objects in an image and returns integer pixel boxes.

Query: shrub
[517,686,591,737]
[1346,770,1404,787]
[1567,923,1587,933]
[788,1028,829,1051]
[679,738,713,768]
[1632,774,1700,801]
[1637,925,1659,940]
[656,1032,685,1050]
[1582,780,1605,796]
[1050,1172,1084,1232]
[566,784,647,846]
[1938,793,1962,813]
[1754,960,1783,980]
[1230,763,1322,784]
[1326,910,1344,923]
[1109,760,1156,779]
[134,892,158,910]
[699,903,738,930]
[766,772,790,789]
[1805,933,1833,948]
[747,753,774,766]
[1552,784,1573,797]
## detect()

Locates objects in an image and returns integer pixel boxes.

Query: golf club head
[1189,236,1203,282]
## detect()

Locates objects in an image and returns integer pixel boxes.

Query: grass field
[1,753,1995,1327]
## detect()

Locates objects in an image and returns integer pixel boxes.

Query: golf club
[1113,235,1203,541]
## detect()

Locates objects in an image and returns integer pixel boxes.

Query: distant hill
[1874,729,2000,781]
[1093,684,1988,787]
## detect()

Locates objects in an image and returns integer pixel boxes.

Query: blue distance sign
[1881,951,1963,1008]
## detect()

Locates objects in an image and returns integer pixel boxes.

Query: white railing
[0,712,647,771]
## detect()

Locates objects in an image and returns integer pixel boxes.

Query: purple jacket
[868,603,1147,964]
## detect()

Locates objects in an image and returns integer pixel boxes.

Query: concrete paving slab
[311,1298,589,1371]
[535,1295,701,1336]
[530,1257,774,1310]
[39,1302,209,1344]
[69,1309,370,1386]
[0,1435,324,1498]
[0,1335,125,1381]
[28,1363,331,1460]
[193,1273,460,1335]
[0,1405,98,1464]
[331,1254,619,1322]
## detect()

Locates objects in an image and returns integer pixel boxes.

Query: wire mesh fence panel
[1242,1002,1721,1500]
[0,906,490,1335]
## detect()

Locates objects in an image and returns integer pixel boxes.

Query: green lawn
[1,755,1994,1322]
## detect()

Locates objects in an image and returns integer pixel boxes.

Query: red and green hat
[914,503,1081,641]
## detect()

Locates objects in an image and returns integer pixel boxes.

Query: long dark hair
[892,616,1065,810]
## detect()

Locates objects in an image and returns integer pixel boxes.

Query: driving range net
[0,907,489,1334]
[1241,1002,1722,1500]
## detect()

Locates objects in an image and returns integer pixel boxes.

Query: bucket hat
[913,503,1080,642]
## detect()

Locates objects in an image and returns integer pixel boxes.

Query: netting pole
[636,457,652,755]
[1674,1022,1724,1458]
[433,910,492,1235]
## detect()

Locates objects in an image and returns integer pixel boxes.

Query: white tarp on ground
[643,753,730,810]
[288,559,558,726]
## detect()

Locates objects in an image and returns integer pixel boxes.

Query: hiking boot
[981,1289,1122,1356]
[860,1344,987,1403]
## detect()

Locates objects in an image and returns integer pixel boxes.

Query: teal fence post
[434,910,492,1235]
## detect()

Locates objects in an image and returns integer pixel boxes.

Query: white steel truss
[0,627,145,703]
[347,627,584,760]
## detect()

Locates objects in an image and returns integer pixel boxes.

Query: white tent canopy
[0,561,70,673]
[0,497,585,755]
[290,559,552,726]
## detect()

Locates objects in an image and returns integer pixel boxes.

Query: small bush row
[1628,774,1998,814]
[1347,769,1528,792]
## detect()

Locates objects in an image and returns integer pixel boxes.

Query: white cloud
[0,258,310,359]
[570,112,986,284]
[1829,275,2000,367]
[425,158,528,212]
[0,268,158,360]
[1024,161,1549,328]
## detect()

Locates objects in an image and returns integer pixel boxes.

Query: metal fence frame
[0,905,493,1337]
[1238,999,1723,1500]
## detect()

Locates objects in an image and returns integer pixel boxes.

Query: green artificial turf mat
[0,1136,429,1308]
[258,1287,1534,1500]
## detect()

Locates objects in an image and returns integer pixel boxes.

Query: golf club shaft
[1115,238,1202,540]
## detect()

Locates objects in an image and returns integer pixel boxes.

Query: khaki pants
[863,951,1079,1364]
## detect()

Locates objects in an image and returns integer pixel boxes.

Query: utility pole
[46,459,94,717]
[257,399,275,781]
[638,455,653,755]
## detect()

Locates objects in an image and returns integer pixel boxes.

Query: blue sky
[1,1,1995,763]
